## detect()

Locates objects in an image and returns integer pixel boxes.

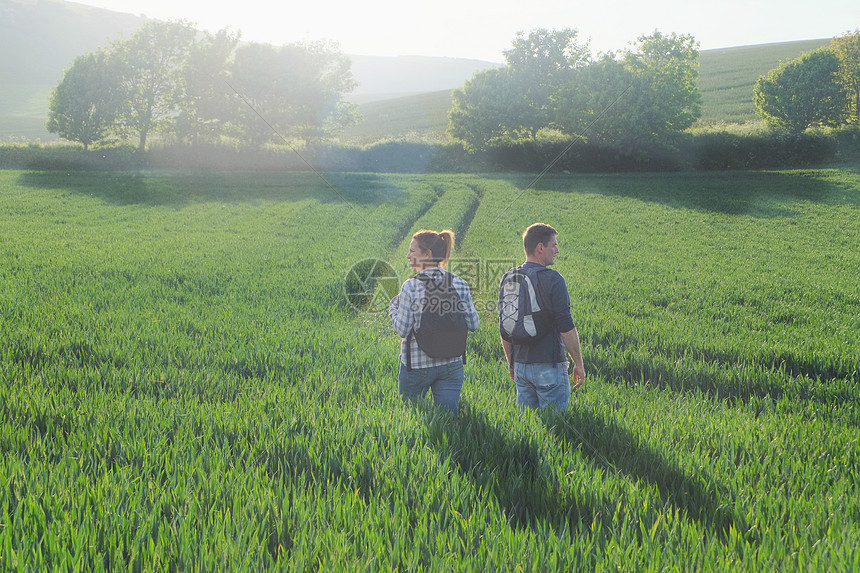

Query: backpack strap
[405,273,431,372]
[405,331,414,372]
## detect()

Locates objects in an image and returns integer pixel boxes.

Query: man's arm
[501,338,514,380]
[560,327,585,389]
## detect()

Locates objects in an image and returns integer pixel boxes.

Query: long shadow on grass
[427,404,606,534]
[540,406,749,544]
[503,170,860,217]
[17,171,410,209]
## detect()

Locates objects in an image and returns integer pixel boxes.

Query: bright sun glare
[68,0,860,61]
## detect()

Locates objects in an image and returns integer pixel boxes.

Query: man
[500,223,585,411]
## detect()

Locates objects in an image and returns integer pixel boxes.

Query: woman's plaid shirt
[389,267,480,369]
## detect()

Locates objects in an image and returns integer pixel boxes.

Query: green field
[696,39,830,125]
[1,167,858,569]
[0,84,59,143]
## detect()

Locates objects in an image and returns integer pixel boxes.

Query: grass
[1,167,858,569]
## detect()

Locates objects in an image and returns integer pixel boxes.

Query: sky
[67,0,859,62]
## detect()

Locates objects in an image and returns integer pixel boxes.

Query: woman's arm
[389,280,416,338]
[454,276,480,331]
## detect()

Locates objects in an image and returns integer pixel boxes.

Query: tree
[228,41,358,147]
[46,50,123,150]
[448,28,590,150]
[754,49,846,133]
[555,31,701,153]
[503,28,591,136]
[554,54,635,146]
[176,28,241,145]
[111,20,198,151]
[448,67,529,151]
[623,31,701,138]
[830,30,860,124]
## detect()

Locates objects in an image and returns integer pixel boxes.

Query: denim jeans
[398,360,464,413]
[513,361,571,412]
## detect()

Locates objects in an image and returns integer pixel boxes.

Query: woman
[389,229,479,413]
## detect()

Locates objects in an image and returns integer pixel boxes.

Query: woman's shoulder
[444,269,475,291]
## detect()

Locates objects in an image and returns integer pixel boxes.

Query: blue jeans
[514,362,571,412]
[398,360,464,413]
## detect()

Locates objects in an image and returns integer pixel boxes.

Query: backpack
[498,265,554,345]
[406,273,469,371]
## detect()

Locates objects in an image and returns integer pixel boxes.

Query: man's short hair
[523,223,558,255]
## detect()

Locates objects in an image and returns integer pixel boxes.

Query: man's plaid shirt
[389,267,480,369]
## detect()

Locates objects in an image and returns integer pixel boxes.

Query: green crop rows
[1,167,858,570]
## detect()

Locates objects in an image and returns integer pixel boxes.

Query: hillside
[0,0,144,141]
[348,55,500,103]
[696,39,830,124]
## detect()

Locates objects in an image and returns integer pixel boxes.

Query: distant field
[0,83,58,143]
[1,167,858,569]
[341,89,456,145]
[696,39,829,125]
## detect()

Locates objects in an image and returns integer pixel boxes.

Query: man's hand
[571,363,585,389]
[560,328,585,390]
[502,339,514,381]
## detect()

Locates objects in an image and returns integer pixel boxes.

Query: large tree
[448,28,590,150]
[228,41,357,147]
[503,28,591,136]
[754,49,846,133]
[111,20,198,151]
[556,31,701,153]
[623,31,701,138]
[448,67,529,151]
[46,50,123,150]
[555,54,634,144]
[176,28,241,145]
[830,30,860,124]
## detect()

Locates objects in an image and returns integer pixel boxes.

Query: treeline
[447,28,860,156]
[34,22,860,172]
[45,20,357,151]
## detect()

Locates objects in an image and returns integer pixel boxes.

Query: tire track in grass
[391,181,479,255]
[392,182,479,300]
[344,178,477,317]
[449,181,486,247]
[348,178,482,333]
[383,181,445,251]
